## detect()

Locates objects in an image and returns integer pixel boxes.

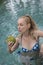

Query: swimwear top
[17,42,40,54]
[22,42,39,52]
[17,42,41,65]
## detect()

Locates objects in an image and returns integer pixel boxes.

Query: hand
[8,41,14,47]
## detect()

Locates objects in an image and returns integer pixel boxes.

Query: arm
[40,44,43,55]
[8,38,19,53]
[36,30,43,37]
[34,30,43,54]
[36,30,43,55]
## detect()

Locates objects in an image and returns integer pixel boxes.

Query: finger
[8,41,14,46]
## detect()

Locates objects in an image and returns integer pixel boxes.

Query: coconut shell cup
[6,35,16,44]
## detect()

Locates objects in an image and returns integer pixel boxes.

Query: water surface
[0,0,43,65]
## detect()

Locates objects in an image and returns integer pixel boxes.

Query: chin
[19,32,23,34]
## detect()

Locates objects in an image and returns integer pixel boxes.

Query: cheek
[22,25,28,31]
[20,26,24,30]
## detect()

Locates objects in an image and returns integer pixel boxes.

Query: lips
[18,29,21,32]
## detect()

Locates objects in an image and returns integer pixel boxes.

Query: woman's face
[18,18,30,34]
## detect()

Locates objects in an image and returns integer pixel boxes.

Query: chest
[22,36,36,45]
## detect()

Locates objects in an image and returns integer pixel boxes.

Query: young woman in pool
[8,15,43,65]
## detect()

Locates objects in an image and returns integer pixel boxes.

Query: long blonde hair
[18,15,38,40]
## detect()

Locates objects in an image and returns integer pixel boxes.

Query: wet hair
[19,15,38,40]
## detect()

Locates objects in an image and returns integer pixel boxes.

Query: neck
[23,30,29,37]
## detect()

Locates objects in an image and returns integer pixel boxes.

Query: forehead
[18,18,26,24]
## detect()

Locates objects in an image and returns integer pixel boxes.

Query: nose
[18,25,21,30]
[18,25,21,32]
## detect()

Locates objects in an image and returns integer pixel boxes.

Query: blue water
[0,0,43,65]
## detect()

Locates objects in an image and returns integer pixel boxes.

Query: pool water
[0,0,43,65]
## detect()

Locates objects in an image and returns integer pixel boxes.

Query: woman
[8,15,43,65]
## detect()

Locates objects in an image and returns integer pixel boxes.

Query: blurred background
[0,0,43,65]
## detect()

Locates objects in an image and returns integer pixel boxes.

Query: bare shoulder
[34,30,43,37]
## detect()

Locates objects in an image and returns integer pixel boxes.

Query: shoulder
[34,30,43,37]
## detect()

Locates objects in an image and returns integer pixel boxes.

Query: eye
[20,23,23,26]
[18,23,23,26]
